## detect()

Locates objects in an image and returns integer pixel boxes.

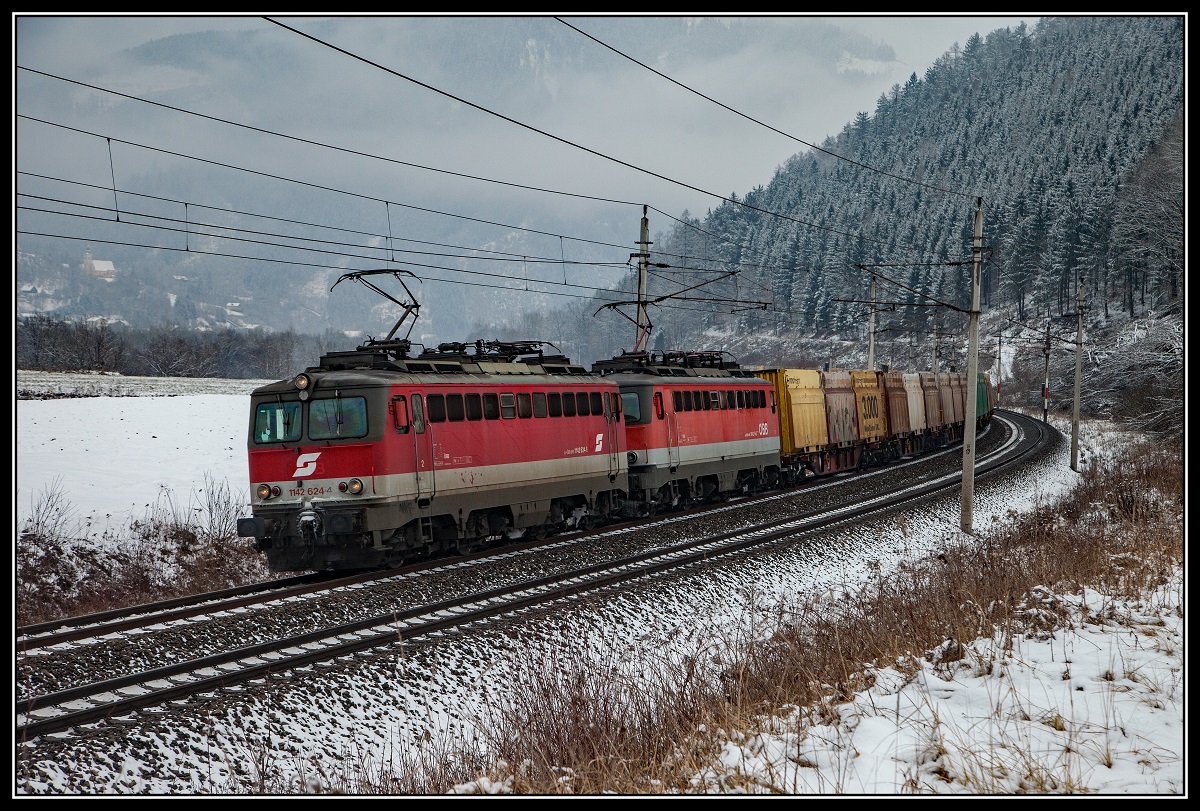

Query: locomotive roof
[248,359,608,397]
[591,350,757,381]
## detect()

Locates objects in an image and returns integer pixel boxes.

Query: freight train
[237,338,995,572]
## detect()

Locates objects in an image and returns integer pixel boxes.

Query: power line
[264,17,909,253]
[557,17,975,200]
[16,66,639,210]
[16,115,635,255]
[18,187,631,273]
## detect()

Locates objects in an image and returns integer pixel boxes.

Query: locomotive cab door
[604,391,621,481]
[664,390,679,473]
[409,393,436,506]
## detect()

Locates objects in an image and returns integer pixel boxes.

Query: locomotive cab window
[309,396,368,440]
[621,392,643,425]
[254,401,302,444]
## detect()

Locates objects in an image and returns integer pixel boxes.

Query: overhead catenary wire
[557,17,977,200]
[17,20,986,336]
[263,17,933,257]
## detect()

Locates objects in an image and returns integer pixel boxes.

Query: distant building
[82,251,117,281]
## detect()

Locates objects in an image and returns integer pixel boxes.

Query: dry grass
[410,439,1181,794]
[15,474,272,627]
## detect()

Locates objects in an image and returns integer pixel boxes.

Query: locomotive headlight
[628,451,639,464]
[347,478,364,495]
[294,373,312,391]
[256,483,273,500]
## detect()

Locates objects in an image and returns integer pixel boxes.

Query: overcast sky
[15,14,1042,237]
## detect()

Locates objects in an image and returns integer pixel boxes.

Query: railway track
[16,409,1049,742]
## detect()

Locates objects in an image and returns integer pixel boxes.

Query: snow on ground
[12,372,1185,795]
[15,372,275,538]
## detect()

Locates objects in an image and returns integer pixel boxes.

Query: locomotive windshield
[621,392,645,425]
[254,401,302,444]
[309,396,368,439]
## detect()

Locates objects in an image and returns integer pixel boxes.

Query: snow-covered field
[15,371,277,537]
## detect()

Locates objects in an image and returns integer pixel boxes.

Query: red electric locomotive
[593,351,780,515]
[238,339,628,571]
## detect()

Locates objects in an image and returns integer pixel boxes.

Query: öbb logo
[293,452,322,477]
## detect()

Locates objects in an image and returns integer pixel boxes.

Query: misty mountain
[16,16,1183,386]
[16,16,953,342]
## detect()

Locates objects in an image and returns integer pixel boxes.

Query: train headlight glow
[256,483,273,500]
[348,478,364,495]
[294,373,311,391]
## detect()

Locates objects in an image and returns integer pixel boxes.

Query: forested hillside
[492,16,1181,431]
[17,17,1184,432]
[526,17,1182,355]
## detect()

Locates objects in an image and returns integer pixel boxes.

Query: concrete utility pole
[1071,272,1084,471]
[633,206,652,353]
[867,279,877,369]
[960,198,983,534]
[1042,320,1051,424]
[995,333,1002,405]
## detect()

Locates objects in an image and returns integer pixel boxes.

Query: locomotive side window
[710,391,720,410]
[483,393,501,420]
[590,392,604,417]
[736,390,746,409]
[562,392,577,417]
[254,401,302,444]
[310,396,368,440]
[411,395,426,433]
[446,394,465,422]
[392,395,410,434]
[533,392,548,417]
[654,391,665,419]
[548,392,562,417]
[693,391,703,410]
[511,393,527,418]
[576,392,590,416]
[673,391,683,411]
[466,393,483,421]
[426,394,446,422]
